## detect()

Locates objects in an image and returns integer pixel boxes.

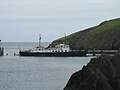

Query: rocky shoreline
[64,52,120,90]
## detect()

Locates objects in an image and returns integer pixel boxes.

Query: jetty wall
[0,47,4,56]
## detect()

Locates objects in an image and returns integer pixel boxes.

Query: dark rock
[64,53,120,90]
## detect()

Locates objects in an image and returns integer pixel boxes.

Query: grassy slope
[50,18,120,50]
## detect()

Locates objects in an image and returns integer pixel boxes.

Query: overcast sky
[0,0,120,42]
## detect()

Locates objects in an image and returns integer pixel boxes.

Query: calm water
[0,42,92,90]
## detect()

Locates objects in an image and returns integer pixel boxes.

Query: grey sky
[0,0,120,42]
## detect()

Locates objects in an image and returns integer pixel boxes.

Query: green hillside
[50,18,120,50]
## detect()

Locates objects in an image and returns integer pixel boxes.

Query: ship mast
[0,40,1,47]
[64,33,67,44]
[39,34,41,47]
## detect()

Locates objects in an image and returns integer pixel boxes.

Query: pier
[87,50,118,56]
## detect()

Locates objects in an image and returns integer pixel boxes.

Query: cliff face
[50,18,120,50]
[64,53,120,90]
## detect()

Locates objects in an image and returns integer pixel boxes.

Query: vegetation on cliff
[64,52,120,90]
[50,18,120,50]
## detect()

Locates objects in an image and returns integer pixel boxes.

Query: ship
[19,34,87,57]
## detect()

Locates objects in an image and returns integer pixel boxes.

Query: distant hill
[49,18,120,50]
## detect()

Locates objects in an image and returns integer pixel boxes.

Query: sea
[0,42,92,90]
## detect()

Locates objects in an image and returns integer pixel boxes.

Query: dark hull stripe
[19,51,87,57]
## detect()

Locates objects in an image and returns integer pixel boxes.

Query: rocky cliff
[64,53,120,90]
[50,18,120,50]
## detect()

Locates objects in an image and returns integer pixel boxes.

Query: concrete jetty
[87,50,118,56]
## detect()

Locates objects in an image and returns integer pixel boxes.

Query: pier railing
[87,50,118,56]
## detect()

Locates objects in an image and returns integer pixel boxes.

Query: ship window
[65,50,67,52]
[61,50,63,52]
[39,49,41,50]
[52,51,54,52]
